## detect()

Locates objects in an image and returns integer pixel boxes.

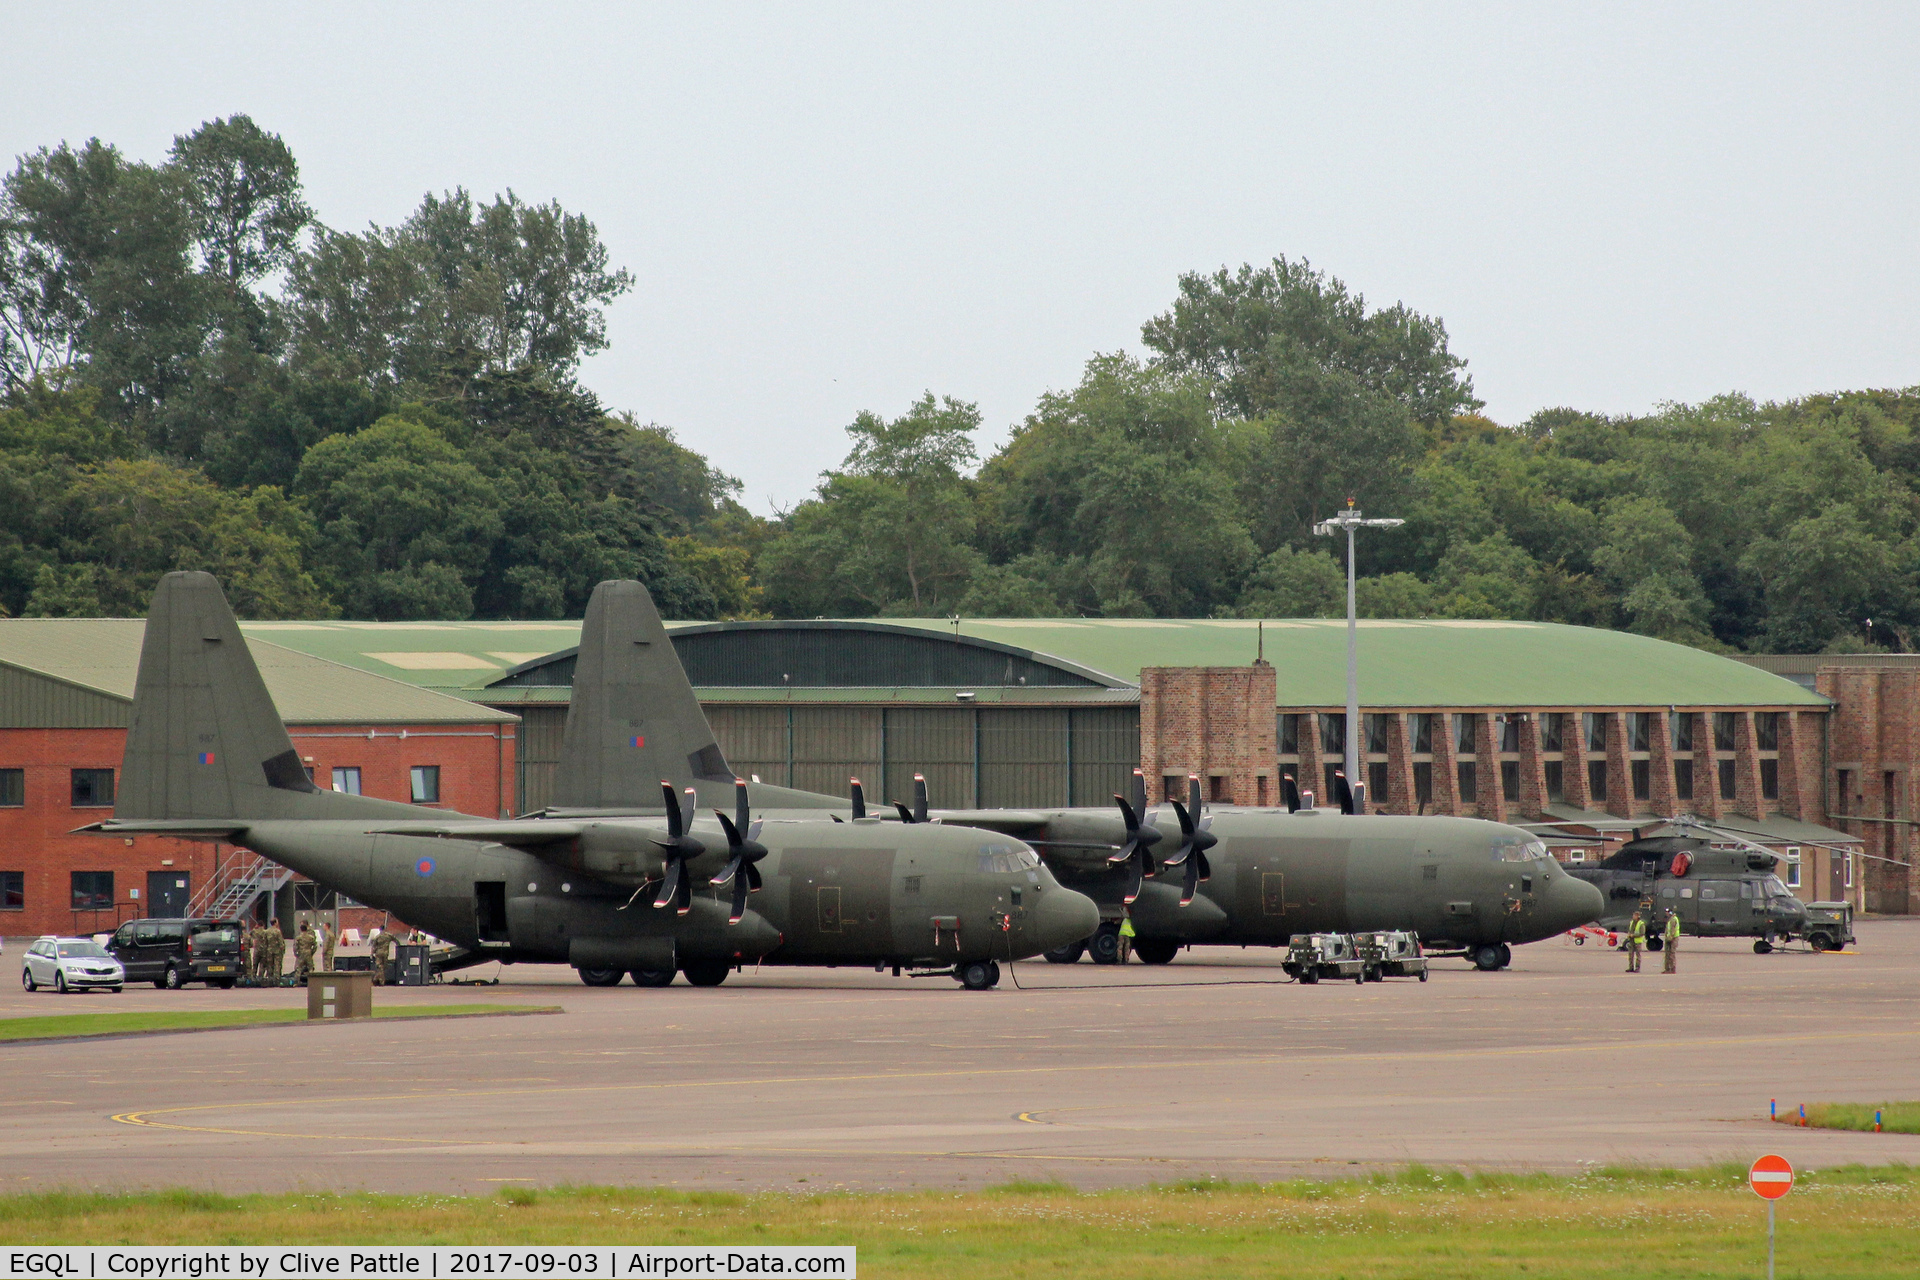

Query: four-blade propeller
[649,781,702,914]
[710,778,768,923]
[1162,774,1217,905]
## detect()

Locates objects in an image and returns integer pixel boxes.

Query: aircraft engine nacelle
[548,825,726,888]
[1127,880,1230,939]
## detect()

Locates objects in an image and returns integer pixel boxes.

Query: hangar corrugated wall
[512,704,1139,813]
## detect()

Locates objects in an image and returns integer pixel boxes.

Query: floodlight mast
[1312,503,1404,812]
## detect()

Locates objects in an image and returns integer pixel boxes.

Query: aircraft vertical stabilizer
[553,580,736,809]
[116,571,413,824]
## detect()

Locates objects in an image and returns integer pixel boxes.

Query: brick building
[0,620,516,940]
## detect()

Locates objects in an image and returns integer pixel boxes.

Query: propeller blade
[729,870,749,922]
[1187,773,1205,820]
[1333,771,1355,815]
[1282,774,1301,813]
[674,867,692,915]
[1131,767,1149,816]
[894,800,917,824]
[653,857,683,910]
[734,777,752,833]
[680,786,697,833]
[913,773,929,823]
[660,781,683,836]
[849,777,866,821]
[1121,851,1144,905]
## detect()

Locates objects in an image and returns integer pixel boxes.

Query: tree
[1741,505,1905,652]
[168,115,312,292]
[292,415,502,618]
[1238,546,1343,617]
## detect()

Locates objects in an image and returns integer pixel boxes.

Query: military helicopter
[85,573,1099,990]
[557,581,1605,973]
[1561,822,1812,953]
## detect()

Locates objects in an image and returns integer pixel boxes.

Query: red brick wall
[1140,665,1278,808]
[1816,666,1920,915]
[0,722,513,939]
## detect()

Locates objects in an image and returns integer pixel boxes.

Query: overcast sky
[7,3,1918,510]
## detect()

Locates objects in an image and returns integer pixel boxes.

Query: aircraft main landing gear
[1044,941,1085,964]
[1472,943,1512,972]
[1087,922,1122,965]
[576,966,624,987]
[631,968,675,987]
[680,960,731,987]
[1131,938,1180,966]
[956,960,1001,990]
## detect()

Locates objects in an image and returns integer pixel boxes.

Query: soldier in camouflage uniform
[267,919,286,985]
[293,922,317,985]
[369,926,397,985]
[249,923,271,984]
[319,920,336,972]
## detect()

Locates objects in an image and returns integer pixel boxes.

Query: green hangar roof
[239,617,1825,710]
[0,619,516,726]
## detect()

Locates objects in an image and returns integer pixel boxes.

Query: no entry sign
[1750,1153,1795,1199]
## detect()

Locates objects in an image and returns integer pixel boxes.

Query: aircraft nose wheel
[1472,944,1509,972]
[1754,938,1775,954]
[956,960,1000,990]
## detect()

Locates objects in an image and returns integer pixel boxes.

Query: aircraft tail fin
[553,580,736,809]
[116,571,407,823]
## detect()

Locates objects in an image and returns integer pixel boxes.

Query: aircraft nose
[1029,884,1100,955]
[1544,870,1604,934]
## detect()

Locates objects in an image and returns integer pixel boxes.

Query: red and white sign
[1749,1154,1794,1199]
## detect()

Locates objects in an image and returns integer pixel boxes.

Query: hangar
[1,613,1910,942]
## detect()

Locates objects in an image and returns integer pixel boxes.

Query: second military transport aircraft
[87,572,1098,990]
[552,580,1605,972]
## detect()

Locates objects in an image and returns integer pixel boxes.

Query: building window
[1324,762,1343,804]
[1545,760,1564,802]
[1320,713,1345,756]
[1784,851,1800,888]
[1413,761,1433,806]
[1844,851,1854,888]
[70,768,114,808]
[71,871,113,910]
[1162,774,1183,802]
[1208,775,1230,804]
[1278,714,1299,755]
[1499,715,1521,753]
[409,765,441,804]
[1632,760,1651,801]
[1367,761,1389,806]
[1671,714,1693,753]
[1501,760,1520,802]
[1455,714,1480,754]
[1584,713,1607,753]
[0,769,21,807]
[1365,714,1389,754]
[1588,759,1607,802]
[1410,714,1433,754]
[1675,759,1693,801]
[1714,712,1737,752]
[332,767,362,795]
[1760,758,1779,801]
[1719,758,1736,801]
[1628,712,1651,752]
[1540,713,1564,753]
[1756,712,1779,751]
[0,870,21,910]
[1457,761,1477,803]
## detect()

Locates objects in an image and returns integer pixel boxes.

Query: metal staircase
[189,852,294,921]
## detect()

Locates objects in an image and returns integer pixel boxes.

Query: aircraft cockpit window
[1763,875,1791,898]
[1741,882,1754,899]
[979,845,1039,874]
[1492,838,1543,863]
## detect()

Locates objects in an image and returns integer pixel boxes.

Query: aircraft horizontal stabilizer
[369,820,588,846]
[74,818,250,840]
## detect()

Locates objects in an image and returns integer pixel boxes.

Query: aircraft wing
[930,809,1053,835]
[369,820,588,848]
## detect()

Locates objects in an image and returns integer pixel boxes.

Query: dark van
[106,918,245,989]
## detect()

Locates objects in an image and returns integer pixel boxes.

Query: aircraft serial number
[448,1255,600,1274]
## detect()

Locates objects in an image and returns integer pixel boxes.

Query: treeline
[5,117,1918,653]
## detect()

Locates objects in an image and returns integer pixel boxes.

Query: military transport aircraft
[552,580,1605,972]
[85,573,1098,990]
[1563,829,1813,953]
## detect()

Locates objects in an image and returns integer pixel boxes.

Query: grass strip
[1,1166,1918,1278]
[1779,1101,1920,1135]
[0,1004,558,1043]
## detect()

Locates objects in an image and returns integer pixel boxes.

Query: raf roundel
[415,856,437,879]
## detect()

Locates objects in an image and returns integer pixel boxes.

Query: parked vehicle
[105,917,244,989]
[21,936,124,993]
[1353,930,1430,981]
[1802,902,1856,952]
[1282,933,1366,984]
